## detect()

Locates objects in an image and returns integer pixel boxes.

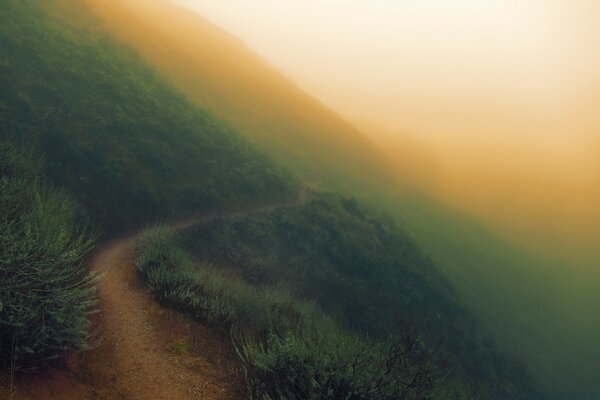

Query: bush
[0,143,98,369]
[177,193,543,399]
[136,226,441,399]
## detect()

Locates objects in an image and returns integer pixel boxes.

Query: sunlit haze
[3,1,600,398]
[175,0,599,255]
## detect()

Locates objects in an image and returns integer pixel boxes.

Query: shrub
[181,193,543,399]
[136,226,441,399]
[0,143,98,370]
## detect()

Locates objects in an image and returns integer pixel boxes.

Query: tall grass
[137,227,442,399]
[0,143,98,370]
[182,193,545,399]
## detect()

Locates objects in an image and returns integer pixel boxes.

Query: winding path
[1,196,306,400]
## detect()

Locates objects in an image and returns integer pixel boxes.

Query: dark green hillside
[183,193,461,337]
[0,0,297,231]
[87,0,396,195]
[137,225,443,400]
[177,193,542,399]
[0,0,295,376]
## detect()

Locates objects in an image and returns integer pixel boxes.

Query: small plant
[170,340,189,356]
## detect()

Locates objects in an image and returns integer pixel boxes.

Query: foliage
[0,1,548,397]
[0,142,98,369]
[183,193,459,335]
[0,0,298,232]
[0,0,295,373]
[170,340,189,356]
[181,193,544,399]
[137,227,443,399]
[98,2,600,396]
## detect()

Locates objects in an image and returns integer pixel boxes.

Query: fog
[175,0,599,258]
[80,0,599,397]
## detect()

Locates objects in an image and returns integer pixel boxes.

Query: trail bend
[1,196,306,400]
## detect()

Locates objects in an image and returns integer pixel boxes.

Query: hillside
[0,0,291,391]
[86,0,396,195]
[0,0,589,399]
[0,0,297,232]
[138,193,542,399]
[81,1,599,399]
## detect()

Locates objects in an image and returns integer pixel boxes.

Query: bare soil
[1,232,244,400]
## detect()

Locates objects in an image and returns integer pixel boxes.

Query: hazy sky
[173,0,599,248]
[173,1,598,169]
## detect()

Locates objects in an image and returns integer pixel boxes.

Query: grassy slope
[0,0,304,375]
[0,0,298,233]
[0,0,588,397]
[86,0,396,196]
[137,225,443,400]
[181,194,531,393]
[83,1,597,398]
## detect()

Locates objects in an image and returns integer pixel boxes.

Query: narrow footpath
[1,197,306,400]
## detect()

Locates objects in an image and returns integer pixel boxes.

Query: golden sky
[175,0,599,254]
[173,1,598,130]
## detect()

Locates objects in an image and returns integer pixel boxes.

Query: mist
[3,0,600,398]
[82,0,599,397]
[174,0,599,259]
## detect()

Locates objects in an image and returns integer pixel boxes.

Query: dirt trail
[1,196,306,400]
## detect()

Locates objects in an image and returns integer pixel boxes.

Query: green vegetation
[137,226,443,399]
[0,1,558,398]
[0,142,97,369]
[170,340,189,356]
[183,193,460,339]
[138,194,543,399]
[95,4,600,398]
[0,0,298,232]
[0,0,295,373]
[87,0,397,197]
